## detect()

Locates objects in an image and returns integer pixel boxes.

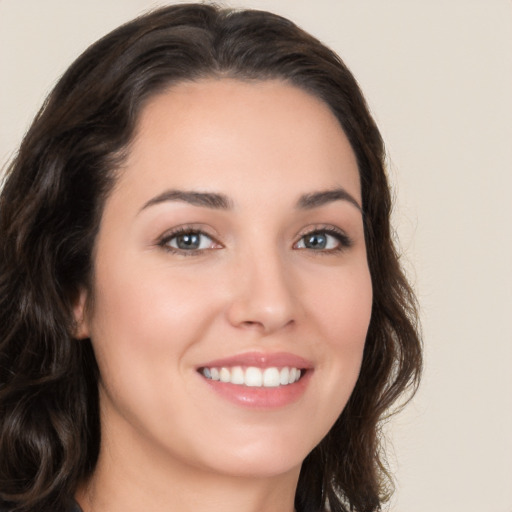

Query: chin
[207,452,304,480]
[188,430,316,479]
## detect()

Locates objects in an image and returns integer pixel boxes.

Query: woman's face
[77,79,372,479]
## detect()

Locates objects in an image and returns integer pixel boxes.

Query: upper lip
[197,351,314,369]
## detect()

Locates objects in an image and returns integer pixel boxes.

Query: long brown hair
[0,4,421,512]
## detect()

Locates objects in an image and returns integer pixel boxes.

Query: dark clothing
[0,500,82,511]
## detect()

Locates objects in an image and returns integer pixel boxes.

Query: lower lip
[200,370,312,409]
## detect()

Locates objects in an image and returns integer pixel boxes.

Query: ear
[73,287,91,339]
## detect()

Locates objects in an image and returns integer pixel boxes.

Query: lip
[197,351,314,370]
[196,351,314,409]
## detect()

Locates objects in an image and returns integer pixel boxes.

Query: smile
[197,352,313,407]
[200,366,303,387]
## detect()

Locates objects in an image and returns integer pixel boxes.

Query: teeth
[245,367,263,387]
[201,366,303,387]
[219,367,230,383]
[263,367,280,387]
[231,366,245,385]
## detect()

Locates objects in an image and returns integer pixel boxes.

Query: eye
[294,228,352,252]
[159,228,220,254]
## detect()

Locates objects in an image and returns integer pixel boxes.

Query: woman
[0,4,421,512]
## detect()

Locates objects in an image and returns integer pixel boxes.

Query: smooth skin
[75,79,373,512]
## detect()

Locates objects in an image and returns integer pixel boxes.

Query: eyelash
[158,226,221,256]
[157,225,353,256]
[294,226,353,253]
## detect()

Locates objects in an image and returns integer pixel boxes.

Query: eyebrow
[296,188,362,211]
[140,187,361,213]
[140,190,233,211]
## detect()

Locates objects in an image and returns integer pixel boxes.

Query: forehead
[118,78,361,205]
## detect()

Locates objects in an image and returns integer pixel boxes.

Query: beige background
[1,1,511,511]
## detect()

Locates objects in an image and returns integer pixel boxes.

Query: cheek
[89,264,213,357]
[308,265,372,406]
[86,262,220,434]
[314,264,372,348]
[86,252,231,397]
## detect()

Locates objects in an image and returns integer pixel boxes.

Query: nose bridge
[226,240,298,333]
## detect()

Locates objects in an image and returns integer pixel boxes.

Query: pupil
[177,233,200,250]
[305,233,326,249]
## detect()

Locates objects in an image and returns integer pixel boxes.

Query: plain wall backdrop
[1,1,511,511]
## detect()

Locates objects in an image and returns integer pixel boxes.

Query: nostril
[241,320,261,327]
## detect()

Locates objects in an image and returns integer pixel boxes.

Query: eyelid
[157,224,223,255]
[294,224,353,251]
[155,223,353,255]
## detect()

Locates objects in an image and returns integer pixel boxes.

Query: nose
[225,249,299,335]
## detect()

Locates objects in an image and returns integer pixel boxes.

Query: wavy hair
[0,4,421,512]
